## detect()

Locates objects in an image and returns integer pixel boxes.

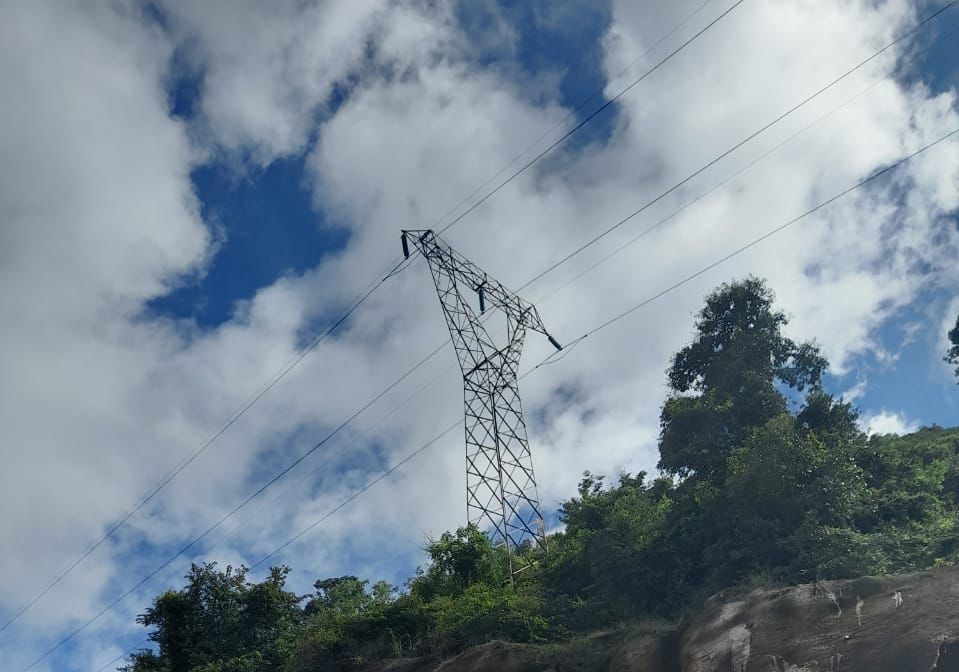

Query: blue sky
[147,156,346,328]
[1,1,958,670]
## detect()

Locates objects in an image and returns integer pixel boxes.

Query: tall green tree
[125,564,302,672]
[655,278,866,589]
[659,277,827,481]
[947,315,959,381]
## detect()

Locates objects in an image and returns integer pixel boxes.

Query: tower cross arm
[402,229,560,348]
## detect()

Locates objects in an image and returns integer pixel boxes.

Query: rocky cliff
[367,566,959,671]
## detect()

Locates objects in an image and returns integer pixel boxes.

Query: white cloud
[842,378,869,403]
[860,409,921,435]
[1,0,958,669]
[159,0,390,163]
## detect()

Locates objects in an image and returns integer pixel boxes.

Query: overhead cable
[435,0,746,237]
[516,0,959,293]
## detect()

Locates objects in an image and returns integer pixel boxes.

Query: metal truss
[402,229,561,570]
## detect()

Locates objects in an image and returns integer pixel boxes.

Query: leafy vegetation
[124,278,959,672]
[948,314,959,381]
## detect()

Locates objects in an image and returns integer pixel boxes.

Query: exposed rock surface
[682,566,959,671]
[364,626,679,672]
[367,567,959,672]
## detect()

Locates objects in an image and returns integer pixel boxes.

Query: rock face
[681,566,959,671]
[365,627,680,672]
[368,567,959,672]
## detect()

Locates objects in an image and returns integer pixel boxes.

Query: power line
[435,0,745,237]
[249,418,465,571]
[92,422,461,672]
[530,54,894,304]
[95,639,150,672]
[537,9,959,302]
[426,0,716,233]
[22,332,445,670]
[89,364,463,672]
[208,362,458,547]
[551,126,959,355]
[3,3,734,635]
[516,0,959,293]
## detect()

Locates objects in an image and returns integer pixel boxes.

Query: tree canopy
[947,314,959,381]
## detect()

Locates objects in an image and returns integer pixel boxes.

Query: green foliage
[125,564,302,672]
[659,277,827,482]
[545,472,674,623]
[409,526,510,601]
[650,279,861,594]
[285,525,543,671]
[429,580,548,648]
[854,427,959,570]
[124,278,959,672]
[947,314,959,381]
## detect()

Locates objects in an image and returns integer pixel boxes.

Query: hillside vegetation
[122,278,959,672]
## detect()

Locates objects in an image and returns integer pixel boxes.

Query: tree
[125,564,301,672]
[659,277,827,482]
[654,278,872,590]
[545,472,675,623]
[409,525,509,601]
[947,315,959,381]
[854,427,959,570]
[306,577,373,619]
[723,410,867,581]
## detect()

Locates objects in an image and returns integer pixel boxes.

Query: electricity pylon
[402,229,561,573]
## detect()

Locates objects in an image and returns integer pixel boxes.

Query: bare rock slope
[369,566,959,672]
[681,566,959,671]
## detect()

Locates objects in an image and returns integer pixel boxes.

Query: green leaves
[409,526,510,601]
[666,277,826,397]
[659,278,826,483]
[947,314,959,381]
[127,563,302,672]
[546,472,676,622]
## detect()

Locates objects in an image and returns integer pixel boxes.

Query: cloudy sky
[1,0,958,669]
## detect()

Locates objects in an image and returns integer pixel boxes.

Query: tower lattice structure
[402,230,561,568]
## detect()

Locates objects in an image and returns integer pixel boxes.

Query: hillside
[118,280,959,672]
[358,566,959,671]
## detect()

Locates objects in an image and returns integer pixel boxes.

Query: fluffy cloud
[0,1,207,667]
[860,410,922,435]
[1,0,957,669]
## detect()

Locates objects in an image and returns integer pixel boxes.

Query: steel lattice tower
[402,230,561,568]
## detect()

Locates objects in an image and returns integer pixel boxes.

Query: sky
[0,0,958,669]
